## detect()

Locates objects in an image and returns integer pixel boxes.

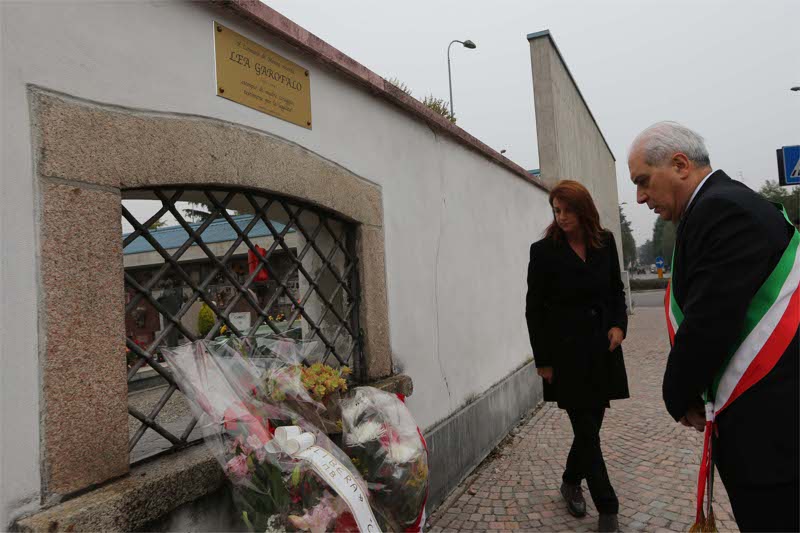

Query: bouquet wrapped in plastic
[341,388,429,531]
[161,334,428,532]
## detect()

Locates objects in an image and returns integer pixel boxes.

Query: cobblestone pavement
[428,308,738,532]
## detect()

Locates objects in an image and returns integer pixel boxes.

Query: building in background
[528,30,624,264]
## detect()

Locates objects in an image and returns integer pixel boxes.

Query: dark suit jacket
[526,231,630,409]
[666,170,799,486]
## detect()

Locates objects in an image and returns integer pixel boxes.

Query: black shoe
[560,481,586,517]
[597,513,619,532]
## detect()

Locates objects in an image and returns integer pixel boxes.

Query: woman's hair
[545,180,605,249]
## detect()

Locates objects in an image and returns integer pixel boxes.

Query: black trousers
[716,472,799,532]
[711,338,799,533]
[563,408,619,514]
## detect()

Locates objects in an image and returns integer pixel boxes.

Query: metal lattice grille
[122,187,362,462]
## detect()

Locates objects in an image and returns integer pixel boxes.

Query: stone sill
[14,374,412,532]
[14,444,223,533]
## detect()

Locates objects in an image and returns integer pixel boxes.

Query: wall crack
[431,130,451,407]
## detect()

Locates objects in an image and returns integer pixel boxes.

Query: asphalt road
[630,272,671,281]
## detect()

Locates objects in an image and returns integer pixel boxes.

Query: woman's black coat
[525,231,630,409]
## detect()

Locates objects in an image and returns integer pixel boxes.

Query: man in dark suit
[628,122,799,532]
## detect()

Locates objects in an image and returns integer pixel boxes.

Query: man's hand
[608,327,624,352]
[679,402,706,432]
[537,366,554,384]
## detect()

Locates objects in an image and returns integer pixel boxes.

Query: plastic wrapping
[341,388,429,531]
[162,334,428,532]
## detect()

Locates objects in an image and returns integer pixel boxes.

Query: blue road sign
[655,256,665,268]
[777,145,800,186]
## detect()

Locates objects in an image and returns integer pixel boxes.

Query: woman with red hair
[525,180,629,532]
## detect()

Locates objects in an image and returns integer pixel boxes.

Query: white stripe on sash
[712,250,800,414]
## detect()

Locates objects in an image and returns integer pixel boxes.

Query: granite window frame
[31,87,392,500]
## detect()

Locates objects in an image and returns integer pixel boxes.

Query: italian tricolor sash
[665,204,800,418]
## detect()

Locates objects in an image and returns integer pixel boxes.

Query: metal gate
[122,187,362,462]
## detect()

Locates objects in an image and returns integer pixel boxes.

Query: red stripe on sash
[717,285,800,415]
[665,283,676,346]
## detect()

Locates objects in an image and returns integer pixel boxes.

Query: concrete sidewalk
[428,308,738,532]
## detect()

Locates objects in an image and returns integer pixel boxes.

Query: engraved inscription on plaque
[214,22,311,129]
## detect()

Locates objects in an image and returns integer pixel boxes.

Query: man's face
[628,147,683,222]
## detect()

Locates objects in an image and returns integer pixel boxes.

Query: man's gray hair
[631,121,711,167]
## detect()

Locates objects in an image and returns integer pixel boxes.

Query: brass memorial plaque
[214,22,312,129]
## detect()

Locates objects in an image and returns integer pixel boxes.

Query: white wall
[0,2,550,524]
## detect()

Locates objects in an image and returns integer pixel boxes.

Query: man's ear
[672,152,691,179]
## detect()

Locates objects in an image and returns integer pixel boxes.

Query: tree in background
[638,240,655,265]
[183,203,214,223]
[619,205,637,267]
[758,180,800,223]
[182,203,239,223]
[650,217,676,266]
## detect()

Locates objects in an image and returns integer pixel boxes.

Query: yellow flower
[341,366,352,376]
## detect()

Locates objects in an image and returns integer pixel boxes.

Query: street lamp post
[447,39,477,117]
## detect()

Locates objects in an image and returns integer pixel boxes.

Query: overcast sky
[266,0,798,245]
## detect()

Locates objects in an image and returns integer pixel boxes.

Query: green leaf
[241,511,253,531]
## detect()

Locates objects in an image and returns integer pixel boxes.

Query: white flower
[386,441,421,464]
[345,421,386,445]
[264,515,284,533]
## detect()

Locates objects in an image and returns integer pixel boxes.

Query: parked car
[650,264,656,273]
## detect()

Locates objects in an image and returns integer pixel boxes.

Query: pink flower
[246,434,264,451]
[288,497,339,533]
[225,454,250,482]
[255,447,267,463]
[225,435,246,455]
